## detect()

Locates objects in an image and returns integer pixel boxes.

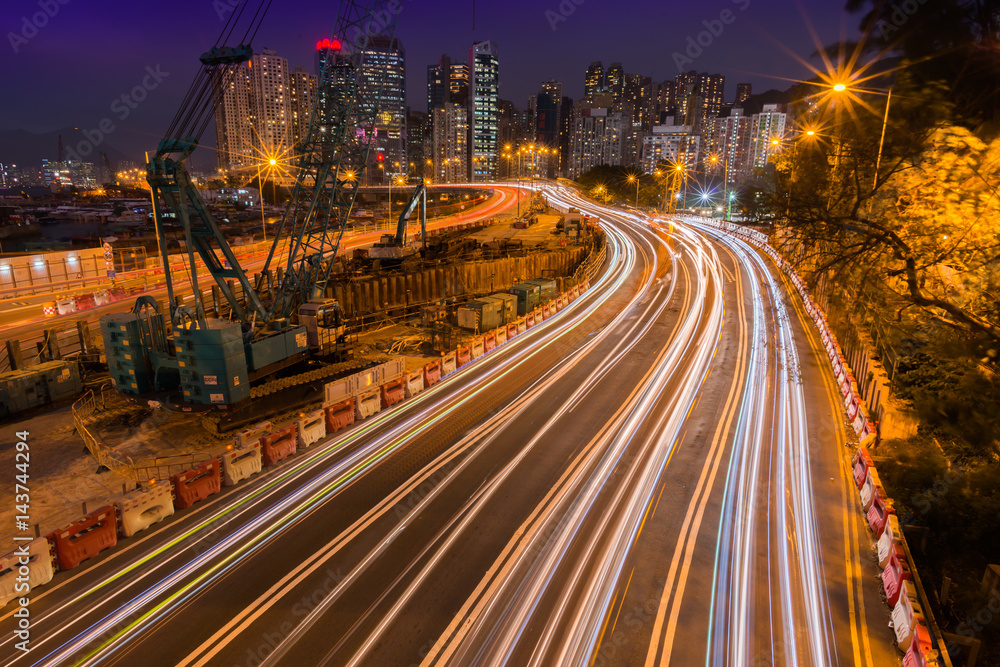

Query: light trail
[684,219,838,667]
[0,186,637,667]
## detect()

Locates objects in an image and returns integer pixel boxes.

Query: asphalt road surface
[0,183,899,666]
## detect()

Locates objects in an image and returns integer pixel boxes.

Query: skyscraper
[696,73,725,120]
[359,36,407,170]
[289,66,317,149]
[606,62,624,107]
[558,95,573,175]
[249,48,293,158]
[584,61,604,101]
[427,54,451,111]
[432,104,468,183]
[735,83,752,106]
[569,105,626,178]
[711,107,749,184]
[450,61,469,106]
[741,103,786,180]
[469,40,499,182]
[215,63,253,173]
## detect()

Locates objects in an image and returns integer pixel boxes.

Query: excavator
[369,178,426,262]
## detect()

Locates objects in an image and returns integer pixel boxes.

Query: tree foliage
[767,73,1000,344]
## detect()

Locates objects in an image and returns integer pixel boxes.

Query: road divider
[0,538,54,607]
[47,506,117,571]
[222,442,263,486]
[116,483,175,537]
[171,459,221,509]
[297,409,327,448]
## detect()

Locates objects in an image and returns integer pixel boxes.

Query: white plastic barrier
[852,402,868,434]
[116,483,175,537]
[324,375,357,404]
[380,358,406,382]
[877,514,903,570]
[235,421,272,448]
[892,581,925,653]
[495,327,507,346]
[441,352,457,376]
[860,468,881,512]
[0,538,54,608]
[516,318,527,334]
[355,367,381,393]
[297,409,327,448]
[223,443,263,486]
[56,296,78,315]
[471,337,485,359]
[355,390,381,420]
[404,370,424,398]
[93,289,110,306]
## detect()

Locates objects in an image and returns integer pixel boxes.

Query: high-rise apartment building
[216,63,253,172]
[711,107,749,184]
[584,61,605,101]
[735,83,752,105]
[568,105,626,178]
[469,40,499,182]
[674,70,698,122]
[696,73,725,119]
[558,95,573,174]
[640,124,700,174]
[249,49,293,157]
[432,104,469,183]
[741,103,786,180]
[289,66,317,149]
[407,109,429,176]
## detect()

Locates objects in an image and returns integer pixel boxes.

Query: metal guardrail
[72,387,140,482]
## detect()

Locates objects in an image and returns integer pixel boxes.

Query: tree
[845,0,1000,128]
[766,77,1000,343]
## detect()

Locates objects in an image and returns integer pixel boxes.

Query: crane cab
[298,299,349,358]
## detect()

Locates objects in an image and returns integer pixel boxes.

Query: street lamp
[627,174,639,208]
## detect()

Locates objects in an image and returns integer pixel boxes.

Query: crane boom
[265,1,401,319]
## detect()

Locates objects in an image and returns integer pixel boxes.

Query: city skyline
[0,0,860,166]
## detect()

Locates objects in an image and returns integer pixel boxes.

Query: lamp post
[627,174,639,209]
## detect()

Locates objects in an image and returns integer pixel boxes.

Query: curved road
[0,183,897,666]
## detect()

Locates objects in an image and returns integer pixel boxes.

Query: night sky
[1,0,860,167]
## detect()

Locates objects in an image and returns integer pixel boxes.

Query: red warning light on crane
[315,38,342,51]
[376,153,384,162]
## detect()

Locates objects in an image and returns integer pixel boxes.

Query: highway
[0,183,897,666]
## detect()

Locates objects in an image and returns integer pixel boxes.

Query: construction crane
[101,0,401,428]
[369,178,427,261]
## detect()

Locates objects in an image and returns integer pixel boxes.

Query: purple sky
[1,0,860,164]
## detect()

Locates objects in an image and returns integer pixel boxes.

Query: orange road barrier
[47,506,118,570]
[380,377,406,409]
[261,425,297,467]
[171,459,222,509]
[324,397,355,433]
[423,360,442,387]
